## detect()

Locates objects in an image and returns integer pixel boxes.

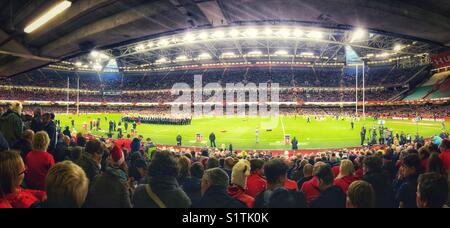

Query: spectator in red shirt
[227,160,254,208]
[297,163,313,189]
[0,150,46,208]
[245,159,267,198]
[334,159,358,194]
[418,146,430,172]
[301,161,327,205]
[25,131,55,190]
[438,139,450,172]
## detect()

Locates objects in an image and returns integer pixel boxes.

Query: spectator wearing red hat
[0,151,46,208]
[439,139,450,172]
[25,131,55,190]
[85,144,131,208]
[246,159,267,198]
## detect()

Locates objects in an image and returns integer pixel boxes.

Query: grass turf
[56,113,447,150]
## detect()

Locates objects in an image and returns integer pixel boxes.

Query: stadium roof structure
[0,0,450,77]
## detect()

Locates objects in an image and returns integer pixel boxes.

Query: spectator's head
[250,158,264,175]
[224,157,236,170]
[62,135,70,146]
[303,163,313,177]
[263,159,288,187]
[76,133,86,147]
[148,151,179,179]
[32,131,50,152]
[439,139,450,153]
[416,172,449,208]
[316,165,334,191]
[177,155,191,178]
[313,161,327,176]
[418,146,430,160]
[109,144,125,167]
[231,160,251,188]
[33,108,41,117]
[346,180,375,208]
[337,159,354,179]
[0,151,25,197]
[206,157,219,169]
[45,161,88,208]
[70,146,83,161]
[427,153,446,175]
[363,156,382,174]
[9,101,22,115]
[201,168,229,196]
[401,153,421,177]
[190,162,204,179]
[134,159,148,178]
[84,139,105,165]
[267,188,306,208]
[42,113,52,125]
[23,129,34,143]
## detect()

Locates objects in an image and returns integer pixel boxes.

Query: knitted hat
[231,159,251,188]
[110,144,125,166]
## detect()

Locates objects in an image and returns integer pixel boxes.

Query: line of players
[122,116,191,125]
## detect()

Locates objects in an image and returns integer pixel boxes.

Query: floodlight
[229,29,240,37]
[307,31,323,39]
[244,28,258,37]
[183,33,196,42]
[198,32,209,40]
[350,28,367,42]
[24,1,72,33]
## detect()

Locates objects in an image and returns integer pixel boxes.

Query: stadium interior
[0,0,449,210]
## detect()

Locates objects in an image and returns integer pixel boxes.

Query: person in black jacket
[209,132,216,147]
[42,113,57,154]
[193,167,245,208]
[0,131,9,152]
[254,159,306,208]
[182,162,204,206]
[12,130,34,160]
[362,156,394,208]
[394,153,421,208]
[310,165,346,208]
[30,108,43,133]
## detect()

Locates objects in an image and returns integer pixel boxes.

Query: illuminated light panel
[307,31,323,39]
[274,50,289,55]
[244,28,258,37]
[293,29,303,37]
[300,52,314,56]
[229,29,240,37]
[212,31,225,38]
[350,28,367,43]
[198,32,209,40]
[198,53,212,59]
[183,33,196,42]
[24,1,72,33]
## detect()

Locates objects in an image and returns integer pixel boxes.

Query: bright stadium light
[307,31,323,39]
[350,28,367,43]
[276,28,291,38]
[176,55,188,61]
[24,1,72,33]
[221,52,236,58]
[90,50,100,57]
[300,52,314,56]
[146,41,154,48]
[158,39,169,47]
[293,29,303,37]
[274,50,289,56]
[393,44,403,51]
[199,32,209,40]
[198,53,212,59]
[247,50,262,56]
[229,29,240,37]
[263,28,273,36]
[244,28,258,38]
[183,33,196,42]
[75,61,82,67]
[156,57,167,64]
[93,64,102,71]
[212,31,225,38]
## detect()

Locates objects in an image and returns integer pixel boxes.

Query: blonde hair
[9,101,22,114]
[45,161,88,208]
[0,151,23,196]
[231,159,251,188]
[337,160,354,179]
[33,131,50,151]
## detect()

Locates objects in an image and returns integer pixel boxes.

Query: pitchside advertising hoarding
[431,50,450,68]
